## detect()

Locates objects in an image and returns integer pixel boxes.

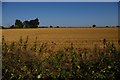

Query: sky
[2,0,120,2]
[2,2,119,27]
[118,2,120,26]
[0,2,2,26]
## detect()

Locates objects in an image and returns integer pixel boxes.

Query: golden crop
[2,28,119,50]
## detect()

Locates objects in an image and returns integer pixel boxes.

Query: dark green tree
[106,26,109,28]
[116,26,120,28]
[2,26,5,29]
[23,20,29,28]
[50,25,53,28]
[15,19,23,28]
[10,25,14,28]
[56,26,59,28]
[92,24,96,28]
[29,18,39,28]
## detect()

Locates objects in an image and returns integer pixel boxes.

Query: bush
[2,36,120,79]
[92,24,96,28]
[49,25,53,28]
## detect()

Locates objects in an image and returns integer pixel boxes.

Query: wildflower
[37,74,42,79]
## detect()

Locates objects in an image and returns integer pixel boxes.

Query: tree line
[10,18,39,28]
[1,17,120,29]
[8,18,60,28]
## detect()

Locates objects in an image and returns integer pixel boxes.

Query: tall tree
[29,18,39,28]
[92,24,96,28]
[23,20,29,28]
[49,25,53,28]
[15,19,23,28]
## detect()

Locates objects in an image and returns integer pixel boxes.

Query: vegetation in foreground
[2,36,120,80]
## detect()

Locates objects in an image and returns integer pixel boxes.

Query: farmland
[2,28,119,50]
[2,27,120,79]
[2,28,118,41]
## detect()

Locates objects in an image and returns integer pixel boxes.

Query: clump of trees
[116,26,120,28]
[92,24,96,28]
[49,25,53,28]
[49,25,60,28]
[10,18,39,28]
[106,26,109,27]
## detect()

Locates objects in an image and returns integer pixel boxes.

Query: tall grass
[2,36,120,80]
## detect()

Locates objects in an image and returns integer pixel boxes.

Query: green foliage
[50,25,53,28]
[23,36,29,50]
[23,20,29,28]
[2,37,120,80]
[10,18,39,28]
[18,36,29,50]
[92,24,96,28]
[15,19,23,28]
[29,18,39,28]
[31,37,37,52]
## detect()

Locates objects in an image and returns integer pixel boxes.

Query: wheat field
[2,28,119,50]
[2,27,120,79]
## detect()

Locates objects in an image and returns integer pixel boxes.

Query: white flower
[108,65,111,69]
[37,74,42,79]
